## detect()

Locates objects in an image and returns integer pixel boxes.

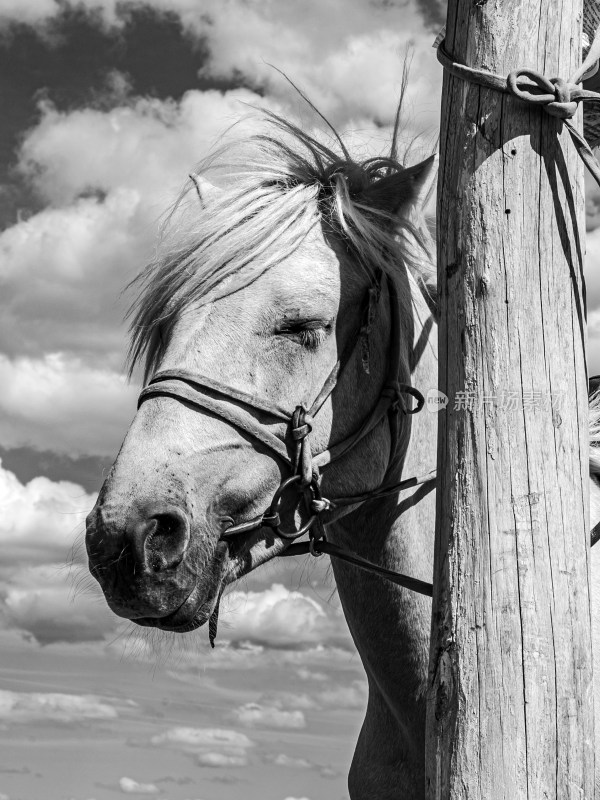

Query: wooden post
[426,2,595,798]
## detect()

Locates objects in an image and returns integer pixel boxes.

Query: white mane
[126,113,435,381]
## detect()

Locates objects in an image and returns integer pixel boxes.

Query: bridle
[138,270,437,642]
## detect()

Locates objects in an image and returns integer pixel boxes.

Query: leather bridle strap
[281,538,433,596]
[138,372,293,465]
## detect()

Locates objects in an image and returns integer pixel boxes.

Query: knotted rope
[291,405,315,486]
[435,25,600,188]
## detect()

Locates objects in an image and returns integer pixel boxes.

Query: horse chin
[133,585,218,633]
[126,532,288,633]
[132,541,228,633]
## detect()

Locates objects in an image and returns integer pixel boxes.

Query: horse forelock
[126,112,436,383]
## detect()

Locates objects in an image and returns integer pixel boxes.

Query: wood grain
[426,1,595,797]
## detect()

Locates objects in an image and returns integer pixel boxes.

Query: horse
[85,114,600,799]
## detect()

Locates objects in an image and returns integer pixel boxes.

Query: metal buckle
[267,474,322,540]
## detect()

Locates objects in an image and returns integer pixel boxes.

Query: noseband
[138,271,436,641]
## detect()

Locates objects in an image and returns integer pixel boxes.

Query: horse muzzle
[85,499,226,630]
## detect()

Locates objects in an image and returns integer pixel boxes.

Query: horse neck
[328,272,438,764]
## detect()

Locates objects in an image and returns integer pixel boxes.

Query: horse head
[85,118,437,634]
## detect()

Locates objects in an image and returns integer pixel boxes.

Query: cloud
[220,583,350,649]
[265,753,312,769]
[589,308,600,375]
[3,564,116,644]
[17,91,282,209]
[0,90,283,458]
[282,797,312,800]
[0,688,117,723]
[258,680,368,712]
[150,726,253,768]
[230,702,306,730]
[196,752,247,767]
[314,681,368,710]
[119,777,159,795]
[414,0,446,29]
[0,189,145,366]
[258,691,315,710]
[2,90,284,382]
[0,458,94,565]
[564,222,600,373]
[150,727,253,751]
[586,226,600,312]
[0,354,137,457]
[296,667,327,681]
[0,0,58,27]
[0,6,439,463]
[200,3,441,130]
[0,460,117,643]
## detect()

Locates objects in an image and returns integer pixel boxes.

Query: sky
[0,2,598,800]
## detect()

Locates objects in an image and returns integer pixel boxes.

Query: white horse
[86,115,599,798]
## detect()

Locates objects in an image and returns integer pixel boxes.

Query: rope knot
[291,411,314,441]
[291,406,314,486]
[507,69,578,120]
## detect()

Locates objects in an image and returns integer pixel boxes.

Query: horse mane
[127,111,436,382]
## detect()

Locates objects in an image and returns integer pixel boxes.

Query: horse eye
[276,320,332,350]
[297,328,326,350]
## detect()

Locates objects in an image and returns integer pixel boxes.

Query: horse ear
[189,173,221,207]
[362,153,438,217]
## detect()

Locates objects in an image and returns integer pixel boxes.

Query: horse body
[85,119,597,798]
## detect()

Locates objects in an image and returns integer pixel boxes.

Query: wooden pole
[426,2,595,798]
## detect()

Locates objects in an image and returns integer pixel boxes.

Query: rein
[138,272,436,626]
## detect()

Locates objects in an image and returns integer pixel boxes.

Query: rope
[435,27,600,188]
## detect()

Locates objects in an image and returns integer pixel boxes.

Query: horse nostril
[122,505,190,574]
[144,509,190,572]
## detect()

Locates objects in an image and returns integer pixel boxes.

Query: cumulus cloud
[0,189,146,365]
[118,777,159,795]
[258,691,315,710]
[201,2,441,130]
[0,0,442,126]
[151,726,253,768]
[0,2,440,462]
[3,564,116,644]
[0,460,117,643]
[0,458,94,564]
[0,354,137,456]
[587,226,600,305]
[258,680,368,712]
[0,90,282,458]
[0,688,117,723]
[589,308,600,375]
[17,91,281,209]
[230,702,306,730]
[282,797,312,800]
[587,226,600,375]
[220,583,350,649]
[150,727,253,751]
[315,681,368,710]
[196,752,246,767]
[0,0,58,27]
[296,667,327,682]
[265,753,312,769]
